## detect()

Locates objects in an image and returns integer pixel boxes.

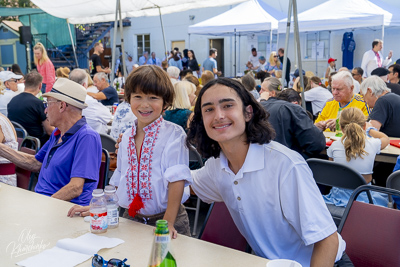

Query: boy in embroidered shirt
[69,65,192,238]
[186,78,351,266]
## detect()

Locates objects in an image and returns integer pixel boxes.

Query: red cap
[328,58,337,63]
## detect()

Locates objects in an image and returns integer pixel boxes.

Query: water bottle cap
[92,189,104,197]
[104,185,116,193]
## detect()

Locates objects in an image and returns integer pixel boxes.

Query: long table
[0,184,268,267]
[324,132,400,164]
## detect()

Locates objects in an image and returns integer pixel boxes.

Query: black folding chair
[387,170,400,208]
[306,158,373,226]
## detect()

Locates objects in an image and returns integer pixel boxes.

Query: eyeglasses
[273,56,278,58]
[7,79,18,83]
[92,254,130,267]
[43,100,61,109]
[351,73,359,76]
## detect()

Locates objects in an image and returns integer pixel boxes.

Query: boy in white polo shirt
[186,78,352,267]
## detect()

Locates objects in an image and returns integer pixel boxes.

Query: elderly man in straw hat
[0,78,102,206]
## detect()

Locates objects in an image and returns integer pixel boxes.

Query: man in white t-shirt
[0,71,22,116]
[69,69,112,135]
[246,48,262,70]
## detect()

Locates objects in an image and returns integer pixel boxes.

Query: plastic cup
[266,259,302,267]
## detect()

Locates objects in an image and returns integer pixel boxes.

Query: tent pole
[381,16,385,55]
[118,0,127,79]
[269,29,273,54]
[293,0,305,109]
[158,6,168,59]
[66,19,79,68]
[281,0,293,87]
[238,33,241,74]
[111,0,119,82]
[234,29,237,76]
[188,33,191,49]
[315,32,318,76]
[276,31,279,50]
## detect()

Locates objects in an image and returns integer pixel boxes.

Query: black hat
[371,67,389,77]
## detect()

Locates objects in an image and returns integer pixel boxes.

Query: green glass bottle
[335,107,343,137]
[148,220,177,267]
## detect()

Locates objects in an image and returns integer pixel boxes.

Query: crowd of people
[1,38,400,267]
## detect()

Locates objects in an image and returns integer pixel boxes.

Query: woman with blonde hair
[200,70,214,87]
[304,76,333,116]
[183,74,202,97]
[264,51,282,77]
[33,42,55,93]
[163,81,193,131]
[324,107,389,207]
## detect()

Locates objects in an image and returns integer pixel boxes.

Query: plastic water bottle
[104,185,119,229]
[335,107,343,137]
[148,220,176,267]
[90,189,108,234]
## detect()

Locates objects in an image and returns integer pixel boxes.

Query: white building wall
[112,0,400,78]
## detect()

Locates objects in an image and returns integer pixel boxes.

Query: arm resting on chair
[51,177,85,202]
[0,142,41,172]
[310,232,339,267]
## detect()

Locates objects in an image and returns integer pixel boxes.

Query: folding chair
[16,146,36,190]
[11,121,28,149]
[186,145,203,236]
[386,170,400,208]
[338,185,400,267]
[98,148,110,189]
[21,136,41,152]
[306,158,373,226]
[198,202,250,252]
[99,133,117,153]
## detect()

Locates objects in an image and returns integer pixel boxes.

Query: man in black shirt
[278,47,291,87]
[90,42,111,77]
[361,76,400,137]
[7,71,54,145]
[88,72,118,106]
[259,78,325,159]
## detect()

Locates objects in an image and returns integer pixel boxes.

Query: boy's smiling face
[200,84,252,147]
[130,92,164,128]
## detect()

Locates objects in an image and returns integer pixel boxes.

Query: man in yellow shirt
[315,71,369,131]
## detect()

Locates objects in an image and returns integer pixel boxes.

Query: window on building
[258,34,277,58]
[305,31,330,59]
[137,34,150,61]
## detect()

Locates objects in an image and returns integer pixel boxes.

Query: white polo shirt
[192,142,345,266]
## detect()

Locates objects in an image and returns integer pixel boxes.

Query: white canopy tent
[188,0,285,75]
[277,0,400,75]
[277,0,400,34]
[30,0,247,24]
[31,0,247,79]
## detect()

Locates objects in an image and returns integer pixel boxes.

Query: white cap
[92,189,104,197]
[104,185,116,193]
[0,71,23,82]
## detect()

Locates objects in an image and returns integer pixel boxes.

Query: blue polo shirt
[202,57,217,72]
[35,117,102,206]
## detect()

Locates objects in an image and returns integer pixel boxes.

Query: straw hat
[56,67,70,78]
[43,78,88,109]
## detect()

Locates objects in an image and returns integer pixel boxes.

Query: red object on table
[390,140,400,148]
[326,140,334,147]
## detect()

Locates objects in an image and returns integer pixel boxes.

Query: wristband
[366,126,378,138]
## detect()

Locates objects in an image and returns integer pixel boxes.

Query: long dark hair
[189,50,196,60]
[186,78,275,158]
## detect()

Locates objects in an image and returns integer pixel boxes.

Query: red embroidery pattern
[126,116,163,203]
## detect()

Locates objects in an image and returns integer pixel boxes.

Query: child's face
[330,61,336,67]
[130,92,164,127]
[200,84,251,146]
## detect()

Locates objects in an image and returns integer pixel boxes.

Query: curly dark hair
[186,78,275,158]
[124,65,174,109]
